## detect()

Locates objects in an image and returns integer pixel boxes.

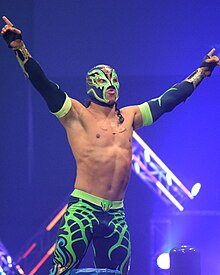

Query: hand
[1,16,22,48]
[200,48,220,77]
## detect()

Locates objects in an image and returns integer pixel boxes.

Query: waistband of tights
[71,189,124,210]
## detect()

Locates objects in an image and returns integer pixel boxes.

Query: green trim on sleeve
[138,102,153,126]
[52,93,72,118]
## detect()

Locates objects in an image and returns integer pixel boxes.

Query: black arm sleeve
[24,58,66,113]
[148,81,194,122]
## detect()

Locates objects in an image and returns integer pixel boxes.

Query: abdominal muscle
[74,144,132,201]
[66,119,133,201]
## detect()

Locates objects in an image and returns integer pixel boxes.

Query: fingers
[205,56,219,64]
[207,48,216,57]
[2,16,13,27]
[203,48,220,66]
[1,16,21,35]
[1,25,21,35]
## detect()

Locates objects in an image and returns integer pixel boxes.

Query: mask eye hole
[97,78,107,84]
[113,78,118,83]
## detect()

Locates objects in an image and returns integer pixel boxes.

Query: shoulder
[120,105,143,129]
[59,98,88,127]
[121,105,141,118]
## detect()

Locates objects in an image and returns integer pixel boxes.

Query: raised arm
[1,16,72,119]
[135,49,220,128]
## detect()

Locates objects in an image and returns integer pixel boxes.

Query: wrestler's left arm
[133,49,220,130]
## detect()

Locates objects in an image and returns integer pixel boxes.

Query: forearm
[11,40,71,117]
[24,57,66,113]
[150,68,206,121]
[138,48,219,126]
[139,69,205,125]
[148,79,196,122]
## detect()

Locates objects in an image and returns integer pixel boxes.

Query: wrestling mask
[86,64,119,106]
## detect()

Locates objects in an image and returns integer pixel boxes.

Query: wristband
[3,29,22,48]
[200,54,216,77]
[184,69,206,89]
[13,41,32,77]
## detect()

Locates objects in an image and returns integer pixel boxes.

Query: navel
[96,133,101,139]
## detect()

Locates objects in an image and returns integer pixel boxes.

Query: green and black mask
[86,64,119,107]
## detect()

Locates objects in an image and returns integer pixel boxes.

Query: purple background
[1,1,220,274]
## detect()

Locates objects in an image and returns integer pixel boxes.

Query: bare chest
[87,118,133,148]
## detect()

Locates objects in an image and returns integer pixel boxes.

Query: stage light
[0,266,6,275]
[191,182,201,197]
[16,265,25,274]
[29,243,56,275]
[166,173,173,186]
[46,205,67,231]
[134,161,140,174]
[144,148,151,163]
[6,256,12,268]
[157,252,170,270]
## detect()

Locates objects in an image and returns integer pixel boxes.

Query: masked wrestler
[1,16,219,275]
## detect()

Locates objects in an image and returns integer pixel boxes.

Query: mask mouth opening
[107,85,116,90]
[106,86,116,93]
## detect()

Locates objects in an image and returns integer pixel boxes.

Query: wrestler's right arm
[1,16,71,118]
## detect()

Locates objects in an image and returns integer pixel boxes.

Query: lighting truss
[132,131,194,211]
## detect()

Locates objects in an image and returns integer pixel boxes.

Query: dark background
[1,1,220,274]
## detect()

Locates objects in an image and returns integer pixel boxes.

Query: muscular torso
[60,99,142,201]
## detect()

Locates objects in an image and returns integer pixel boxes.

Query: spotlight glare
[191,182,201,197]
[157,252,170,270]
[0,266,6,275]
[166,173,173,186]
[144,149,151,163]
[134,161,140,174]
[7,256,12,264]
[7,255,12,267]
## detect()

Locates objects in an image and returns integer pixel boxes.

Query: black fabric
[24,58,66,112]
[2,29,22,48]
[50,196,130,275]
[148,81,194,122]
